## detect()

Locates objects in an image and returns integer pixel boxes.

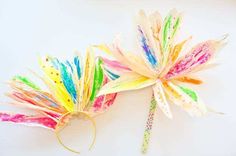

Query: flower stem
[141,95,157,154]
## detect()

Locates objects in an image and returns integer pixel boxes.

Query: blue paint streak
[105,68,120,80]
[66,60,73,72]
[59,62,77,103]
[51,58,60,70]
[138,26,158,67]
[40,94,59,108]
[73,56,81,79]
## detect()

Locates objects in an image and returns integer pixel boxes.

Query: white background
[0,0,236,156]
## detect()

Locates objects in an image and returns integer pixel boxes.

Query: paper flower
[97,9,227,153]
[0,48,117,153]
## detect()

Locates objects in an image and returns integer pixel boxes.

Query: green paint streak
[172,17,180,38]
[179,86,198,102]
[13,75,40,90]
[90,58,104,101]
[162,15,172,52]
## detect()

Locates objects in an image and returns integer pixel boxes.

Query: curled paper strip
[0,48,117,153]
[97,9,227,153]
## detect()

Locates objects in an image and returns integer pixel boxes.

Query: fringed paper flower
[0,48,117,153]
[96,9,227,153]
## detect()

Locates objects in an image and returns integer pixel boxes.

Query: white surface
[0,0,236,156]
